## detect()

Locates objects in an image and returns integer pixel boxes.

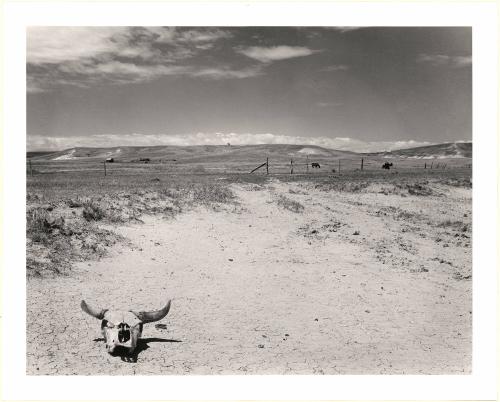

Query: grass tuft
[276,195,305,213]
[82,200,106,221]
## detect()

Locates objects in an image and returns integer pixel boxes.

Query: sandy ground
[27,180,471,374]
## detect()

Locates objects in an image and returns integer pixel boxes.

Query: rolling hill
[28,142,472,164]
[28,144,358,163]
[365,142,472,159]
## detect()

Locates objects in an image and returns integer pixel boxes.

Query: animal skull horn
[80,300,107,319]
[131,300,171,323]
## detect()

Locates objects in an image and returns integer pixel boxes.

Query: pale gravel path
[27,182,471,374]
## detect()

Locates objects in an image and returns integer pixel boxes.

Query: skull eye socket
[101,320,114,329]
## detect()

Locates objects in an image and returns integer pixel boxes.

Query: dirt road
[27,180,471,374]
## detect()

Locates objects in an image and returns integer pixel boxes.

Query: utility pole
[361,158,364,171]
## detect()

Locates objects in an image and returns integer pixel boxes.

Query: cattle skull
[81,300,171,355]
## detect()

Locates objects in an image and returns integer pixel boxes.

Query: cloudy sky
[27,26,471,152]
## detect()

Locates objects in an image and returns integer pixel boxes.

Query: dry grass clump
[403,182,434,196]
[82,200,106,221]
[26,207,53,245]
[437,220,470,232]
[315,181,370,193]
[191,183,235,206]
[66,196,89,208]
[439,177,472,188]
[276,195,305,213]
[26,206,122,277]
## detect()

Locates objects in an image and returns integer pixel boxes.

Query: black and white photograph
[25,24,474,374]
[2,1,498,400]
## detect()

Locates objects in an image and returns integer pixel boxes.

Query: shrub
[26,207,52,244]
[276,195,305,213]
[82,200,106,221]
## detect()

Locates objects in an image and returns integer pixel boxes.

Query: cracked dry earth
[27,181,472,374]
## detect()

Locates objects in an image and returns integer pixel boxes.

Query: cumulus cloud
[27,26,240,92]
[192,66,263,79]
[416,53,472,68]
[237,46,320,63]
[27,27,131,65]
[28,132,434,153]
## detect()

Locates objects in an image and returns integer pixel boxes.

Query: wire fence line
[26,156,472,177]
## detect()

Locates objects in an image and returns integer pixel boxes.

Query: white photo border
[2,1,497,400]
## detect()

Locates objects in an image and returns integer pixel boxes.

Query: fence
[27,156,472,177]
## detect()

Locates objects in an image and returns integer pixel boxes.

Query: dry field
[26,166,472,374]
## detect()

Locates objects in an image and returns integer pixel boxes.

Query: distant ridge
[28,144,357,163]
[364,142,472,159]
[28,142,472,162]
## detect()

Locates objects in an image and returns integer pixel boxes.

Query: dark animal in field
[81,300,171,355]
[105,158,114,163]
[140,158,151,163]
[311,162,321,168]
[382,162,393,170]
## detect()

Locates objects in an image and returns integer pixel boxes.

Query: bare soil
[26,179,471,374]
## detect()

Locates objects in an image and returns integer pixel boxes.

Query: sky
[26,27,472,152]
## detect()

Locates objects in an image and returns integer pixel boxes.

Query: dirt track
[27,181,471,374]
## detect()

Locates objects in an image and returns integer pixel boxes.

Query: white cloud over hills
[237,46,320,63]
[28,132,434,153]
[416,53,472,68]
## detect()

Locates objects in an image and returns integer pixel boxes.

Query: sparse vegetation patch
[276,195,305,213]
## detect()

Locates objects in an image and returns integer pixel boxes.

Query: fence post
[266,157,269,175]
[361,158,364,171]
[290,159,294,175]
[306,155,309,173]
[103,160,107,176]
[424,162,426,169]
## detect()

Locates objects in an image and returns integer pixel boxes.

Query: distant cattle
[105,158,114,163]
[311,162,321,168]
[382,162,393,170]
[140,158,151,163]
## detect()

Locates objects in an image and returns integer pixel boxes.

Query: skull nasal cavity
[118,323,131,343]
